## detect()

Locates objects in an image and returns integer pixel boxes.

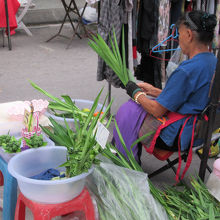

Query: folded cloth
[30,168,65,180]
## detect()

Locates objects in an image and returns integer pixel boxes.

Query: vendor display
[2,10,220,219]
[2,78,220,219]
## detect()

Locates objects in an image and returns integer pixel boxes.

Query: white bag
[206,158,220,202]
[166,47,188,78]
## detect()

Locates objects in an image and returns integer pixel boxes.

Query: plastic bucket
[45,99,106,129]
[8,146,93,204]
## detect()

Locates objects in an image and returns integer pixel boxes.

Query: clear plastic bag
[87,161,169,220]
[166,47,188,79]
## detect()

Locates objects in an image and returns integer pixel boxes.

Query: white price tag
[94,121,109,149]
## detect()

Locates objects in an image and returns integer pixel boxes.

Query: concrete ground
[0,14,219,220]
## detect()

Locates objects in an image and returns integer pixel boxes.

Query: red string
[149,38,179,61]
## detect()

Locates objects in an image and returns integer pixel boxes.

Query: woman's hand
[137,82,162,97]
[137,82,154,95]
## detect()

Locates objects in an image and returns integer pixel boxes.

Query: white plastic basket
[8,146,93,204]
[45,99,106,130]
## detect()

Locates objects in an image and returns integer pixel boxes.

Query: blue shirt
[156,52,217,151]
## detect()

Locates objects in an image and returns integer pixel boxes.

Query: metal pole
[199,51,220,181]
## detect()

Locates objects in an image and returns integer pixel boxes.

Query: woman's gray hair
[185,12,198,31]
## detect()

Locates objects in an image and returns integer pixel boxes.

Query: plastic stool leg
[15,194,26,220]
[0,171,4,186]
[0,157,18,220]
[83,190,95,220]
[15,188,95,220]
[15,193,52,220]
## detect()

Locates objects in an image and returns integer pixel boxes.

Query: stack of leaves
[24,134,47,148]
[161,176,220,219]
[41,88,113,178]
[30,81,88,122]
[88,26,135,87]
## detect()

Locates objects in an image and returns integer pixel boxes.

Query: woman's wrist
[134,91,146,104]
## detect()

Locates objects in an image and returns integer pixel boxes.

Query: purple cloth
[113,99,147,161]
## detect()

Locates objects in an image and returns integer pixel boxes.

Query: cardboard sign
[94,121,109,149]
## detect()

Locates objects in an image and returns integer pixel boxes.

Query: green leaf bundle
[41,89,113,178]
[88,26,135,86]
[29,80,88,120]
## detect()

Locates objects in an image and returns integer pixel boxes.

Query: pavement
[0,5,220,219]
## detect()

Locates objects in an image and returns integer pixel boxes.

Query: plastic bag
[87,161,169,220]
[206,158,220,202]
[79,6,98,23]
[206,172,220,202]
[166,47,188,79]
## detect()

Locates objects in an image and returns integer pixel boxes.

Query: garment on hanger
[136,0,161,88]
[157,0,170,46]
[137,0,158,51]
[206,0,215,14]
[97,0,133,88]
[213,0,220,48]
[197,0,202,9]
[132,0,138,68]
[170,0,184,25]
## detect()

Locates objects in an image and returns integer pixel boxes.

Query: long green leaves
[29,80,88,119]
[102,119,153,172]
[41,89,113,178]
[88,26,135,86]
[162,176,220,219]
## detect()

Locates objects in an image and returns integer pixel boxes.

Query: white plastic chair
[16,0,35,36]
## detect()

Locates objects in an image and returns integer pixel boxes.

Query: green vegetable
[0,134,12,146]
[92,165,164,220]
[2,136,21,153]
[40,89,113,178]
[29,80,88,120]
[88,26,135,86]
[24,134,47,148]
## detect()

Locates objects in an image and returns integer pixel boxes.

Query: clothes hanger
[151,24,180,54]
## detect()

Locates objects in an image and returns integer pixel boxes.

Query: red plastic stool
[15,187,95,220]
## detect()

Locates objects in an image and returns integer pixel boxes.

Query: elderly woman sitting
[113,10,217,179]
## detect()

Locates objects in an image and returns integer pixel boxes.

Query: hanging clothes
[127,0,134,75]
[157,0,170,46]
[170,0,184,25]
[97,0,133,88]
[132,0,138,68]
[214,0,220,48]
[197,0,202,10]
[136,0,161,88]
[0,0,20,35]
